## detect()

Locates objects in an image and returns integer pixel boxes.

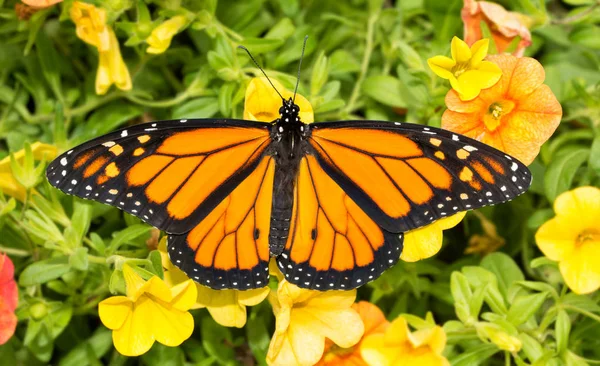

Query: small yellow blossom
[401,212,466,262]
[535,187,600,294]
[267,280,364,366]
[146,15,189,54]
[244,77,314,123]
[0,142,56,201]
[98,264,196,356]
[475,322,522,352]
[428,37,501,101]
[361,316,449,366]
[71,1,131,95]
[158,239,269,328]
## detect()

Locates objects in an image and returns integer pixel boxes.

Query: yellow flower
[475,322,522,352]
[428,37,501,101]
[535,187,600,294]
[267,280,364,366]
[146,15,189,54]
[0,142,56,201]
[157,238,269,328]
[71,1,131,95]
[98,264,196,356]
[244,77,314,123]
[401,212,466,262]
[361,316,449,366]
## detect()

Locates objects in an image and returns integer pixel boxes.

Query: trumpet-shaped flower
[158,239,269,328]
[361,316,449,366]
[462,0,532,57]
[401,212,466,262]
[146,15,189,54]
[244,77,314,123]
[98,264,196,356]
[0,254,18,345]
[267,280,364,366]
[535,187,600,294]
[442,54,562,165]
[71,1,131,95]
[0,142,56,201]
[428,37,501,101]
[317,301,389,366]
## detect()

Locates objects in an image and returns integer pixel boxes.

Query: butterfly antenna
[238,45,285,102]
[293,35,309,103]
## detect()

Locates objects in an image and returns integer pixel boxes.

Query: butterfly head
[279,98,300,124]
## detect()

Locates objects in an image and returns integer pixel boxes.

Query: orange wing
[167,156,275,289]
[275,155,403,290]
[46,120,272,234]
[308,121,532,232]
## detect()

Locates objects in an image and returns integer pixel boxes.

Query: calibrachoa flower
[401,212,466,262]
[462,0,532,57]
[428,37,501,101]
[317,301,389,366]
[98,264,196,356]
[244,77,314,123]
[158,239,269,328]
[71,1,131,95]
[0,254,18,345]
[535,187,600,294]
[361,316,449,366]
[442,54,562,165]
[267,280,364,366]
[21,0,62,8]
[0,142,56,201]
[146,15,189,54]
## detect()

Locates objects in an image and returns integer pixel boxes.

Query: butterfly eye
[279,107,285,115]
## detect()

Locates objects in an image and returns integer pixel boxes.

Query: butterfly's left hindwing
[167,156,275,290]
[46,119,272,234]
[308,121,532,232]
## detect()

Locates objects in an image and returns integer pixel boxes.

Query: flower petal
[0,302,17,345]
[535,218,577,262]
[238,287,271,306]
[170,279,197,311]
[360,333,388,366]
[401,223,443,262]
[243,77,286,122]
[484,54,518,96]
[451,37,472,64]
[475,61,502,89]
[407,326,446,354]
[267,317,326,366]
[559,239,600,294]
[112,301,154,356]
[294,306,364,349]
[146,299,194,347]
[554,187,600,227]
[0,254,18,312]
[427,56,456,80]
[98,296,132,330]
[507,57,545,100]
[469,39,489,66]
[441,109,485,138]
[123,264,148,301]
[438,212,467,230]
[353,301,389,335]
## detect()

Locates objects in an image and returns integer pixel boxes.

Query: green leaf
[311,51,329,97]
[561,293,600,313]
[544,147,589,202]
[172,97,219,119]
[239,38,284,54]
[141,343,185,366]
[218,82,236,117]
[519,332,545,363]
[589,136,600,176]
[449,343,499,366]
[107,225,152,254]
[19,256,71,286]
[555,309,570,355]
[201,317,235,364]
[570,25,600,49]
[507,292,548,326]
[148,250,164,279]
[481,253,524,300]
[450,272,474,324]
[362,75,407,108]
[35,30,62,101]
[58,328,112,366]
[80,103,144,141]
[69,247,89,271]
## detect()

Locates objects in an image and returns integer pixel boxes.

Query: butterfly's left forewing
[47,119,272,234]
[308,121,532,232]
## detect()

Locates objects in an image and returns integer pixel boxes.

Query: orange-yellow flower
[318,301,389,366]
[361,316,449,366]
[157,239,269,328]
[70,1,131,95]
[244,77,314,123]
[0,142,56,201]
[267,280,364,366]
[535,187,600,294]
[402,212,466,262]
[98,264,196,356]
[21,0,62,8]
[0,254,18,345]
[428,37,502,101]
[442,54,562,165]
[462,0,532,57]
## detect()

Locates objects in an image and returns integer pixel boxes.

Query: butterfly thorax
[269,98,308,256]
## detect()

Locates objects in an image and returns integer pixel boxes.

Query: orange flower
[0,254,18,345]
[442,54,561,165]
[317,301,389,365]
[462,0,532,57]
[21,0,62,8]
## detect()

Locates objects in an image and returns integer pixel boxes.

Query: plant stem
[0,245,30,256]
[344,12,378,115]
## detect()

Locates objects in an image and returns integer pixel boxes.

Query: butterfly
[46,41,532,291]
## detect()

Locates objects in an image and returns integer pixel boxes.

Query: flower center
[483,100,515,132]
[576,229,600,247]
[451,63,469,78]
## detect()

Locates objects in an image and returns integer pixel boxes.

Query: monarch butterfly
[46,39,531,291]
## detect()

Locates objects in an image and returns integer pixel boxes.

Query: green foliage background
[1,0,600,365]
